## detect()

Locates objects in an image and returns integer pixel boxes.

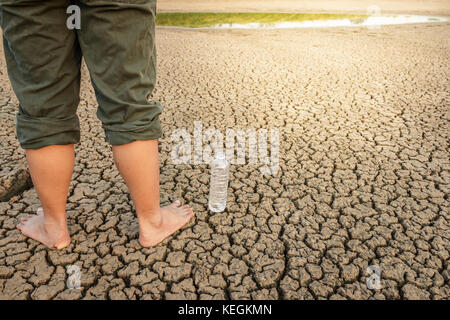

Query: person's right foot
[139,200,194,247]
[16,208,71,250]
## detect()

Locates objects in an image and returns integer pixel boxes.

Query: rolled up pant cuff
[103,116,163,146]
[16,113,80,149]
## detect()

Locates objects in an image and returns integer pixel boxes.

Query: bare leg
[16,145,73,249]
[112,140,194,247]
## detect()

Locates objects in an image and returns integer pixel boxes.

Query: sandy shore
[158,0,450,16]
[0,11,449,300]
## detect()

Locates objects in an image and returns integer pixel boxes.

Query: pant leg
[76,0,163,146]
[0,0,82,149]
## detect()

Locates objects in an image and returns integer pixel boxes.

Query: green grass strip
[156,12,371,28]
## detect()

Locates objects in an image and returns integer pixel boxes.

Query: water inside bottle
[208,152,229,212]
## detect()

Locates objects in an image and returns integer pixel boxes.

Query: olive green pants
[0,0,162,149]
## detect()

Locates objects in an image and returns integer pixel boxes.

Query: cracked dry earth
[0,23,449,300]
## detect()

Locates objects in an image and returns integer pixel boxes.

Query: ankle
[138,208,163,228]
[44,215,68,231]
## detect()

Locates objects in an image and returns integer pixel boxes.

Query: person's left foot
[17,208,71,250]
[139,200,194,247]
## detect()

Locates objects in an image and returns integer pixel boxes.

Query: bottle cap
[216,151,226,160]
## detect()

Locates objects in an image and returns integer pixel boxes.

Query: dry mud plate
[0,22,449,300]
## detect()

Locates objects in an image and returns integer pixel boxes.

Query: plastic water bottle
[208,151,230,212]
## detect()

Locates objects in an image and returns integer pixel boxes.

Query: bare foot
[16,208,71,250]
[139,200,194,247]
